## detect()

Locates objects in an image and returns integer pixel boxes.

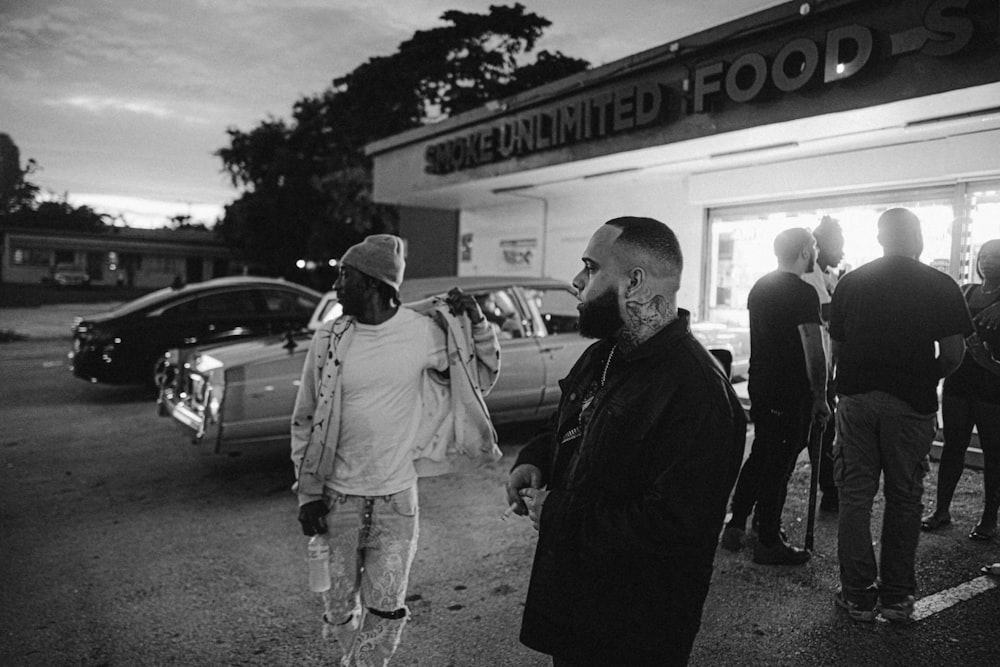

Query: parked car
[157,277,588,454]
[47,265,91,287]
[158,276,749,455]
[70,276,321,386]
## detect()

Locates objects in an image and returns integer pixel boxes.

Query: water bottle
[307,534,331,593]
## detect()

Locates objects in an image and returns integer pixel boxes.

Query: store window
[12,247,51,266]
[966,181,1000,283]
[703,185,989,327]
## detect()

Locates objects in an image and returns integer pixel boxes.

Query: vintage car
[157,275,748,455]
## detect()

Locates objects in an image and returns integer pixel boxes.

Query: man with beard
[720,228,830,565]
[505,217,746,666]
[801,217,846,513]
[291,234,500,666]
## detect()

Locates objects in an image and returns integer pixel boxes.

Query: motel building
[366,0,1000,365]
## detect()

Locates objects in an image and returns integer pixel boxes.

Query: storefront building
[367,0,1000,334]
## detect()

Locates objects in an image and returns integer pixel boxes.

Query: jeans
[835,392,935,603]
[936,394,1000,528]
[320,485,419,667]
[729,399,811,543]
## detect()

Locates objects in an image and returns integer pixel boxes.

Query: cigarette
[500,502,520,521]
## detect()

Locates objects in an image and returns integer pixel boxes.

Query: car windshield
[101,286,179,317]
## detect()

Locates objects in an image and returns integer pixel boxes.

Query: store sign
[423,0,995,176]
[500,239,537,267]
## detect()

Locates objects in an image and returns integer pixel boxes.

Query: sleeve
[426,315,450,372]
[829,280,848,343]
[512,411,558,483]
[289,326,328,499]
[801,270,831,305]
[469,319,501,394]
[794,282,822,327]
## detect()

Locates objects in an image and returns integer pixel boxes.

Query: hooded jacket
[290,296,501,506]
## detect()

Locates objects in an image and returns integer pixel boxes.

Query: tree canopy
[216,3,588,281]
[0,150,110,233]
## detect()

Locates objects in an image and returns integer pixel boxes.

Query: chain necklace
[601,343,617,386]
[981,282,1000,295]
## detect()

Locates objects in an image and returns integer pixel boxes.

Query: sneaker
[720,524,745,552]
[752,539,811,566]
[834,589,876,623]
[878,595,915,623]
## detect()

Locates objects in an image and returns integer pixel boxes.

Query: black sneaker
[753,539,811,566]
[834,589,876,623]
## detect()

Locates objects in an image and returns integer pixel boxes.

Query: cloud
[55,96,173,118]
[64,192,224,229]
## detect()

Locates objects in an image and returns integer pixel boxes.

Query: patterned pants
[320,485,419,667]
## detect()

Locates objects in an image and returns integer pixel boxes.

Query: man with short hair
[291,234,500,666]
[506,217,746,666]
[720,228,830,565]
[830,208,972,623]
[801,216,846,512]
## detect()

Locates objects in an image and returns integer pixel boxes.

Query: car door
[516,285,588,416]
[193,288,263,342]
[259,288,319,334]
[470,287,546,423]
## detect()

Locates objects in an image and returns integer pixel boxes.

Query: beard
[578,285,624,339]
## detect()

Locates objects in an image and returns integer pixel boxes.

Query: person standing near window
[922,239,1000,541]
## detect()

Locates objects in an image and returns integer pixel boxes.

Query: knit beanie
[341,234,406,292]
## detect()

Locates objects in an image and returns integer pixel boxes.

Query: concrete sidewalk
[0,302,122,340]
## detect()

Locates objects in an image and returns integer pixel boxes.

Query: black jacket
[515,311,746,665]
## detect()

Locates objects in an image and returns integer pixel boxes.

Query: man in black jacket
[505,217,746,666]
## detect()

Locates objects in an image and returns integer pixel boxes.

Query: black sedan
[69,276,321,386]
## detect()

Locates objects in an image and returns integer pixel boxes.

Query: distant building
[0,225,232,288]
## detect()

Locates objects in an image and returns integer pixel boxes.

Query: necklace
[601,343,617,386]
[981,283,1000,295]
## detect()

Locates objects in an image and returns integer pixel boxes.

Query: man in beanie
[291,234,500,666]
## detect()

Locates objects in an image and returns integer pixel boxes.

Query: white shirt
[801,266,837,307]
[330,308,448,496]
[801,266,839,373]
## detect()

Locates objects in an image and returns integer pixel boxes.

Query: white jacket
[290,297,501,505]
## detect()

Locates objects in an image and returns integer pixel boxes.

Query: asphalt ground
[2,300,999,665]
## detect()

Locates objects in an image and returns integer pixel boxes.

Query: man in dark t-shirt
[721,228,830,565]
[829,208,972,623]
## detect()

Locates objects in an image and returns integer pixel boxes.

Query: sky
[1,0,777,228]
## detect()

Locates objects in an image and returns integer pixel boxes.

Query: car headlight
[194,354,224,374]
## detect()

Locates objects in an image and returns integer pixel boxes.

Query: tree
[216,3,588,279]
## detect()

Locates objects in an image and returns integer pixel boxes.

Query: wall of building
[456,174,706,316]
[688,128,1000,207]
[398,206,459,278]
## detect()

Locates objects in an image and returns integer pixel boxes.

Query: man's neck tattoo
[619,294,675,352]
